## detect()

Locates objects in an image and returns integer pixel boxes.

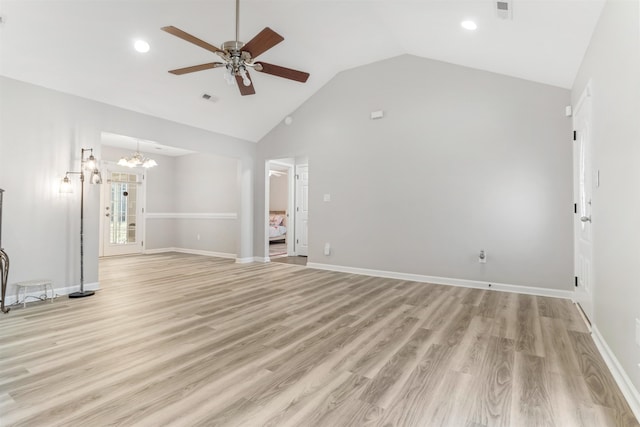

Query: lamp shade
[84,154,97,171]
[90,169,103,185]
[60,176,73,193]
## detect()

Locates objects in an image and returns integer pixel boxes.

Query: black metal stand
[71,166,93,299]
[68,290,95,298]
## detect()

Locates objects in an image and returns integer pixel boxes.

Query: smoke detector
[496,0,512,20]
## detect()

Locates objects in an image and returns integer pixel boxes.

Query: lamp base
[68,290,95,298]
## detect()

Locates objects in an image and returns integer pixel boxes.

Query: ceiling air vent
[496,0,512,20]
[201,93,218,102]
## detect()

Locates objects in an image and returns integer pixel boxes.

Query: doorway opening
[266,160,294,258]
[265,159,307,265]
[100,166,145,257]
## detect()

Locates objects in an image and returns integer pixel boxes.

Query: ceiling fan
[161,0,310,96]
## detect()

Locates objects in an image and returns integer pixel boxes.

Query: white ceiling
[101,132,195,157]
[0,0,605,143]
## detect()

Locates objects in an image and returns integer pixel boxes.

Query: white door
[295,165,309,256]
[573,87,594,323]
[102,170,144,256]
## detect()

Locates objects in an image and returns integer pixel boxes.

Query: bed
[269,211,287,242]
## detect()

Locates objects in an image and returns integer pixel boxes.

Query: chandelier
[117,140,158,168]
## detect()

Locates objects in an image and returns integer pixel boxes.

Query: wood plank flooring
[0,253,637,426]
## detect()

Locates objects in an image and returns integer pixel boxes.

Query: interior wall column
[236,156,254,262]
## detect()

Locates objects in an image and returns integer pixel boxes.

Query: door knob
[105,213,110,217]
[580,216,591,223]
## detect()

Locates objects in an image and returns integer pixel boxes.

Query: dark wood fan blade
[235,72,256,96]
[168,62,224,75]
[242,27,284,59]
[256,62,310,83]
[161,26,222,54]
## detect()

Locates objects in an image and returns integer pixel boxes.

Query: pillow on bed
[269,214,284,226]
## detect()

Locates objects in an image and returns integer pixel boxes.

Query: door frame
[264,159,295,261]
[573,81,594,324]
[99,161,147,257]
[294,163,309,257]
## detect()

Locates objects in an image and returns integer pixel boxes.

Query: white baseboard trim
[145,247,249,263]
[591,326,640,421]
[253,257,270,263]
[144,247,236,259]
[145,212,237,220]
[143,248,171,255]
[3,282,100,306]
[306,262,573,300]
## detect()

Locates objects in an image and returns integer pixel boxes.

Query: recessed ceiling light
[134,39,150,53]
[461,20,478,31]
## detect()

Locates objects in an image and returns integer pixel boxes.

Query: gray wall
[174,154,239,213]
[173,153,239,254]
[572,0,640,393]
[257,54,573,290]
[0,76,253,296]
[101,146,240,255]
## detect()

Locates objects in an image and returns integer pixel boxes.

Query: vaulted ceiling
[0,0,605,142]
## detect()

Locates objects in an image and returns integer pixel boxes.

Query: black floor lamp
[60,148,102,298]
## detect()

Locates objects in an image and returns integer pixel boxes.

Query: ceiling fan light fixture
[239,67,251,86]
[161,0,309,96]
[224,66,235,85]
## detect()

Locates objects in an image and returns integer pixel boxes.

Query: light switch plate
[323,194,331,202]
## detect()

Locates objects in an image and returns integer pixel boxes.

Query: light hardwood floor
[0,253,637,426]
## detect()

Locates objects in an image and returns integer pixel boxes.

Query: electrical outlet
[635,318,640,347]
[324,243,331,256]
